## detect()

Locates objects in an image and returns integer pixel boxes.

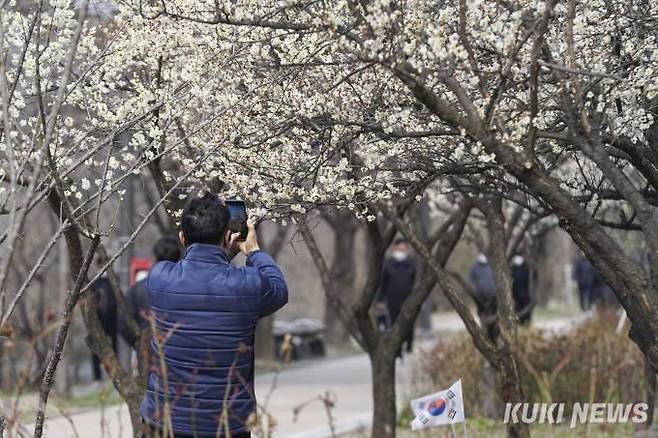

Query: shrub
[411,309,647,419]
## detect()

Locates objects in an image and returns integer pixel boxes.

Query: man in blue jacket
[141,193,288,438]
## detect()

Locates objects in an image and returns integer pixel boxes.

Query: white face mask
[477,254,488,264]
[135,270,149,282]
[512,255,525,266]
[392,251,408,261]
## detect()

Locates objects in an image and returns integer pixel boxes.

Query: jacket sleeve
[246,250,289,317]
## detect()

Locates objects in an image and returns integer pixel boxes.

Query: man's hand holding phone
[239,222,260,255]
[228,222,260,257]
[225,200,260,256]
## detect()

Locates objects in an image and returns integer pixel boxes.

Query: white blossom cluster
[1,0,656,222]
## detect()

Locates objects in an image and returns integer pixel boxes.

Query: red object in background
[129,257,153,286]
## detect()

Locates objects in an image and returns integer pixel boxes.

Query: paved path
[27,312,584,437]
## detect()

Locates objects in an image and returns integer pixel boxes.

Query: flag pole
[462,420,467,438]
[450,422,457,438]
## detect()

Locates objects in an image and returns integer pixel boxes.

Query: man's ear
[222,229,232,247]
[178,231,186,248]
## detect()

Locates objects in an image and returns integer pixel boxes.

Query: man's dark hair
[180,192,230,245]
[153,234,182,262]
[394,237,407,246]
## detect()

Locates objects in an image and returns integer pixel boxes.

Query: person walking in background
[141,193,288,438]
[90,259,118,381]
[469,254,497,336]
[591,270,619,308]
[119,235,181,347]
[573,254,619,310]
[469,254,497,299]
[376,238,417,355]
[573,254,596,311]
[511,253,533,325]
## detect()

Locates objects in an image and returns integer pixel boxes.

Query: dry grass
[340,419,638,437]
[411,308,646,419]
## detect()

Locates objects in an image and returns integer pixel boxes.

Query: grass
[341,419,638,437]
[4,382,123,424]
[54,383,122,411]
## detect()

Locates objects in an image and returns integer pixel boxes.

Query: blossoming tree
[3,0,658,436]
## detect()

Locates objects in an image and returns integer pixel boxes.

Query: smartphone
[226,200,248,241]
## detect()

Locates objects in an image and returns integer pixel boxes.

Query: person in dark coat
[469,254,497,299]
[573,255,596,310]
[376,238,417,354]
[573,254,619,309]
[140,193,288,438]
[90,261,118,381]
[591,270,619,308]
[511,254,533,325]
[119,235,182,347]
[469,254,497,337]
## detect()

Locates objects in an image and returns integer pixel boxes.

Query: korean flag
[410,380,465,430]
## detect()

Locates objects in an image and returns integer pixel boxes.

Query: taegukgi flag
[410,379,465,430]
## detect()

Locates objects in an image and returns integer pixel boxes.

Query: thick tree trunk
[483,199,531,438]
[370,347,397,438]
[495,352,531,438]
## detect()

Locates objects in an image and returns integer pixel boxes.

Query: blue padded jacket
[140,244,288,437]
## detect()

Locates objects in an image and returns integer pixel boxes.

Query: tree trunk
[324,214,358,348]
[81,291,144,437]
[47,192,144,438]
[495,351,531,438]
[370,347,397,438]
[54,239,71,398]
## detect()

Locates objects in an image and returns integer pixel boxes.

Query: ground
[342,421,638,437]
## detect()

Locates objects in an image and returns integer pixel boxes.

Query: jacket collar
[183,243,230,264]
